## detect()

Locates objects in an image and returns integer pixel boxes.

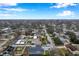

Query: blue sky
[0,3,79,19]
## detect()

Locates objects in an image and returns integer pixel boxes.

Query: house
[64,43,79,55]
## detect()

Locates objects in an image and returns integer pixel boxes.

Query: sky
[0,3,79,19]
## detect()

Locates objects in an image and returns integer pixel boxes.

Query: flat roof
[15,39,25,45]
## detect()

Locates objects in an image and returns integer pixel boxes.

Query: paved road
[43,26,56,50]
[10,36,21,46]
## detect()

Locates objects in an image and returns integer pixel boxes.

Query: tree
[65,31,79,44]
[53,37,63,46]
[40,36,47,45]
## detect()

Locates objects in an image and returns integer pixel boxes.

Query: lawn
[58,48,71,56]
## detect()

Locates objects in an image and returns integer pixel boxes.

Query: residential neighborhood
[0,20,79,56]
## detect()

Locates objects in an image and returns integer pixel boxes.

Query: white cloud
[0,13,12,16]
[57,10,74,16]
[0,8,29,12]
[50,3,77,8]
[0,3,17,6]
[0,13,17,19]
[3,8,28,12]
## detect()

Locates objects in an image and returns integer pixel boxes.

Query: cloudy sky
[0,3,79,19]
